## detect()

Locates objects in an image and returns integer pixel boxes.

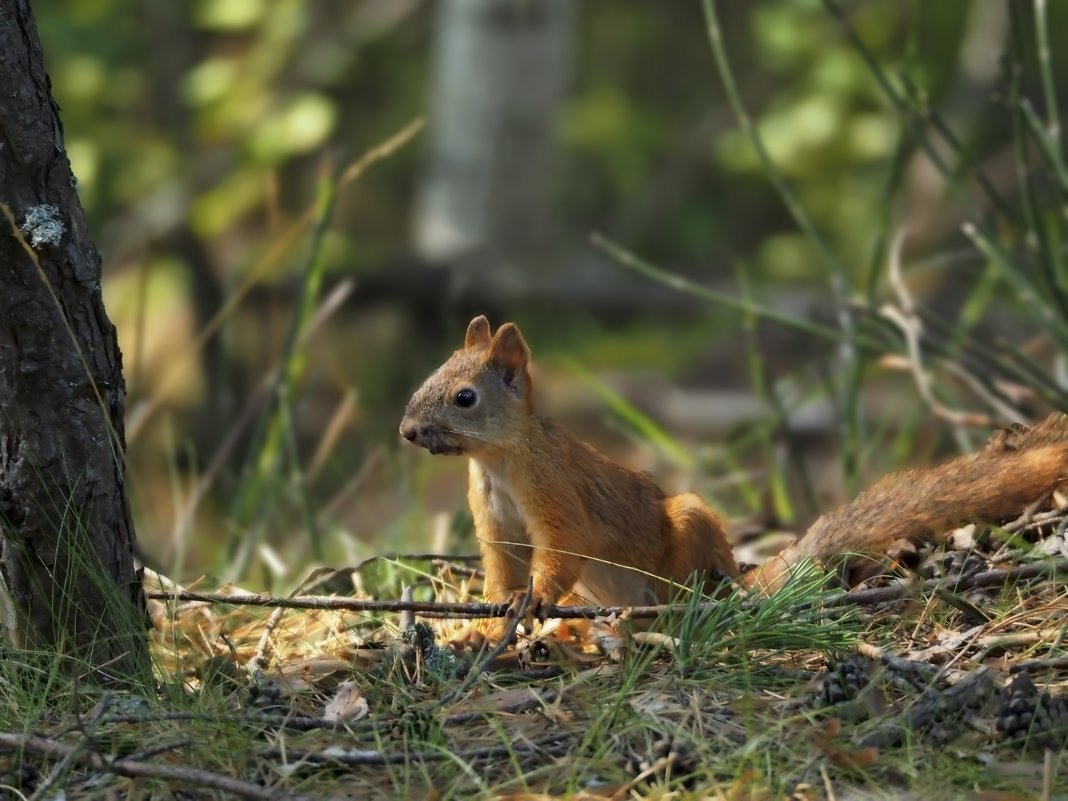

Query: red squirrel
[400,316,1068,644]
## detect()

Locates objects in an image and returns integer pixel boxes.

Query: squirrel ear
[489,322,530,385]
[464,315,492,349]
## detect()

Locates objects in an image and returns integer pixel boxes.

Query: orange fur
[749,417,1068,592]
[400,316,1068,643]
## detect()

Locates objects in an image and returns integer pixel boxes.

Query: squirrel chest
[469,459,526,535]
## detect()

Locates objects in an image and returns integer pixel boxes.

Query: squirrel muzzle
[399,417,466,456]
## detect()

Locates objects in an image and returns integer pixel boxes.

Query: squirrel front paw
[448,617,514,651]
[448,590,550,650]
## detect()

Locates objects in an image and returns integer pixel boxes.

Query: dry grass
[2,507,1063,799]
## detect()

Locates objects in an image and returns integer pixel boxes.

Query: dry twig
[145,556,1068,622]
[28,695,113,801]
[835,558,1068,606]
[259,733,572,767]
[878,228,998,429]
[248,606,285,675]
[0,731,311,801]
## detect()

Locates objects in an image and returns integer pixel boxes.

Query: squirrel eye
[454,388,478,408]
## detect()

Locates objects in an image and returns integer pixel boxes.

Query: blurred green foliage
[47,1,1058,290]
[31,1,1068,581]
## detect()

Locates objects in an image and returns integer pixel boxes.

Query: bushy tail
[747,413,1068,593]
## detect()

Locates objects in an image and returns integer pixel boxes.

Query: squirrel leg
[450,514,533,648]
[457,516,585,652]
[478,536,533,602]
[658,493,739,601]
[527,519,585,614]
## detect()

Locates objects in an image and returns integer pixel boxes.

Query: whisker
[443,427,493,444]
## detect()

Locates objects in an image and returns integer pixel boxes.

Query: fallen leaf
[323,679,369,723]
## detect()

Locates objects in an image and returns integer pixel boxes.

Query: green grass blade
[591,233,855,346]
[562,356,694,470]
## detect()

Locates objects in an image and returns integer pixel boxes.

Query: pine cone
[390,707,440,742]
[997,673,1068,750]
[813,657,871,707]
[246,676,287,712]
[401,622,437,655]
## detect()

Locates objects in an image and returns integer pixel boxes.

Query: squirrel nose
[400,422,418,442]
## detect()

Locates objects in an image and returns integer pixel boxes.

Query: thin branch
[833,558,1068,606]
[28,694,113,801]
[0,732,311,801]
[146,588,517,617]
[879,228,992,430]
[285,553,484,596]
[1002,506,1067,534]
[259,734,572,767]
[122,738,194,762]
[1010,654,1068,674]
[432,559,484,579]
[146,557,1067,620]
[108,685,565,735]
[248,606,285,675]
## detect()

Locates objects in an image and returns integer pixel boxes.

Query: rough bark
[0,1,149,681]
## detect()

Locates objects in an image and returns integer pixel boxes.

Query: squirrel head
[399,315,535,456]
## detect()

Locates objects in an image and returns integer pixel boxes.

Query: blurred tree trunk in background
[900,0,1008,249]
[0,1,149,683]
[414,0,573,295]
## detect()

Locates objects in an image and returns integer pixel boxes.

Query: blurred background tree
[34,0,1068,586]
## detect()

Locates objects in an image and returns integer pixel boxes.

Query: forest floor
[4,504,1068,800]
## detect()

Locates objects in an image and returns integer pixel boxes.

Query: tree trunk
[413,0,573,292]
[0,1,149,682]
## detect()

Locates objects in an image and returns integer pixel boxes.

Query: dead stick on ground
[260,734,571,767]
[28,694,113,801]
[145,558,1067,620]
[0,732,311,801]
[1002,507,1068,534]
[880,228,993,430]
[1011,654,1068,674]
[834,559,1068,606]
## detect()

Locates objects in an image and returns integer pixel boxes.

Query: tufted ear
[488,322,530,387]
[464,315,492,349]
